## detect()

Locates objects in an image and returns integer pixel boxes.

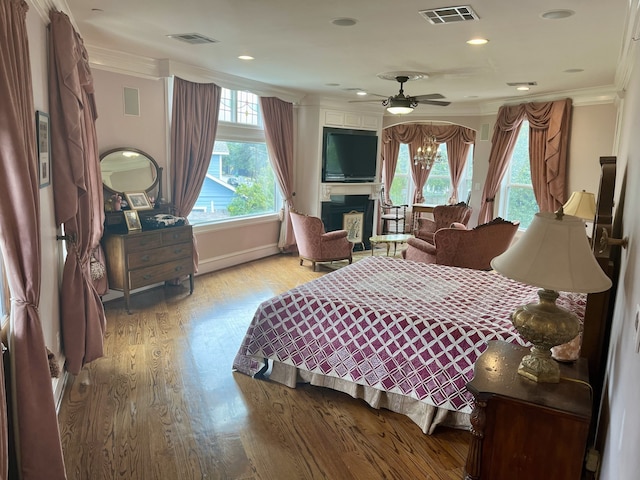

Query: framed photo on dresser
[123,210,142,231]
[124,191,153,210]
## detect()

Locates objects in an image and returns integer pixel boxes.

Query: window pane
[389,144,411,205]
[236,91,259,125]
[422,144,450,205]
[502,121,538,228]
[188,140,277,225]
[219,88,233,122]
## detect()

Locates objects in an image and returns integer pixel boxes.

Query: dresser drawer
[127,243,193,269]
[129,257,193,290]
[161,227,192,246]
[124,234,162,253]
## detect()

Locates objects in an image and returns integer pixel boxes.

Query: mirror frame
[100,147,162,200]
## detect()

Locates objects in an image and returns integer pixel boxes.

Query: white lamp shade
[490,212,612,293]
[563,190,596,221]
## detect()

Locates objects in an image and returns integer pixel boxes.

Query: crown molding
[86,45,163,80]
[28,0,74,26]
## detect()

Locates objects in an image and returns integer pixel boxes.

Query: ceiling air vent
[166,33,219,45]
[506,82,538,87]
[419,6,479,24]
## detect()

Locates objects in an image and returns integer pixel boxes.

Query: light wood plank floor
[58,253,470,479]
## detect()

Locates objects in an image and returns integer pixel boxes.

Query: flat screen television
[321,127,378,183]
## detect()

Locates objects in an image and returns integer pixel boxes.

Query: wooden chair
[379,187,408,234]
[290,210,353,271]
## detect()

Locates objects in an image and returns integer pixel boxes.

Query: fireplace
[321,195,374,251]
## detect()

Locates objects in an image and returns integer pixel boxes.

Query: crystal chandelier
[413,132,441,170]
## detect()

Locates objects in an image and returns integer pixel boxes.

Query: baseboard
[196,244,281,275]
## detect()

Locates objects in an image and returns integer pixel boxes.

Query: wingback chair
[414,202,472,243]
[403,218,520,270]
[290,211,353,271]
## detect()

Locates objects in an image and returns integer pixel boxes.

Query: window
[187,89,280,225]
[389,143,473,206]
[498,121,538,229]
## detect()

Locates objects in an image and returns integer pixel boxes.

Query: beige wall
[27,6,65,402]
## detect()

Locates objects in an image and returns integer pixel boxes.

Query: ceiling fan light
[387,105,414,115]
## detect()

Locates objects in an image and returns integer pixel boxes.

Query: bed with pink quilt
[233,256,586,434]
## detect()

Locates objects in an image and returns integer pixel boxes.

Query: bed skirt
[267,360,471,435]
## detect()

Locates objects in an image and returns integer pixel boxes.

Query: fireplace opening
[321,195,374,251]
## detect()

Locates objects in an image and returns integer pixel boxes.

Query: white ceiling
[64,0,630,113]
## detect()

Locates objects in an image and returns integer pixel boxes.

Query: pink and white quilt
[233,256,586,414]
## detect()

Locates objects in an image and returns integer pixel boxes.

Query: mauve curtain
[0,1,66,478]
[527,99,572,212]
[383,124,475,204]
[170,77,220,271]
[49,10,106,376]
[477,99,572,224]
[259,97,296,250]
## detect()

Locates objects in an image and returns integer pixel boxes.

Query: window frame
[187,88,281,229]
[497,120,538,230]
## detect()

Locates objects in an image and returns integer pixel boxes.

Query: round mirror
[100,147,161,198]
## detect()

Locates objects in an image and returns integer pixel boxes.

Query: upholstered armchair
[414,202,472,243]
[403,218,520,270]
[290,211,353,271]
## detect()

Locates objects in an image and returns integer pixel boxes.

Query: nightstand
[464,340,592,480]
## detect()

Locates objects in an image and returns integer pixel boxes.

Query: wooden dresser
[102,225,195,313]
[464,340,592,480]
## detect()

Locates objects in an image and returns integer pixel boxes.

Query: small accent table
[369,234,414,256]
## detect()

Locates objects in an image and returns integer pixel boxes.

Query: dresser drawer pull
[141,255,150,262]
[143,274,152,280]
[174,266,184,272]
[173,248,185,255]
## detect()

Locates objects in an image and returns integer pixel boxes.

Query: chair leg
[299,258,303,266]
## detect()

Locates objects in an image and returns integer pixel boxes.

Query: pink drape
[259,97,296,250]
[170,77,220,272]
[0,1,66,477]
[477,99,572,224]
[49,10,106,376]
[382,124,476,203]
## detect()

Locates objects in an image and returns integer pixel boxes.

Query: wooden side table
[464,341,592,480]
[369,234,413,256]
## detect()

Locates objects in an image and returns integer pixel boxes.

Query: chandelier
[413,132,441,170]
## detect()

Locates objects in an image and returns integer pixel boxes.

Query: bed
[233,255,587,434]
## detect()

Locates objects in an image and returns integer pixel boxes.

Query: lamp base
[512,289,582,384]
[518,346,560,383]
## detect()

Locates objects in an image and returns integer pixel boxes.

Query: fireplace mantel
[320,182,381,202]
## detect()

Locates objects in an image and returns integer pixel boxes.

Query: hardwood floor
[57,253,469,479]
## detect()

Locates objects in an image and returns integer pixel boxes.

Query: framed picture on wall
[124,191,153,210]
[36,110,50,188]
[123,210,142,231]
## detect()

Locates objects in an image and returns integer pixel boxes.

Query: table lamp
[562,190,596,221]
[490,211,612,383]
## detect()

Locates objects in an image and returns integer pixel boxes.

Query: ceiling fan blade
[413,93,446,101]
[347,98,387,103]
[416,99,451,107]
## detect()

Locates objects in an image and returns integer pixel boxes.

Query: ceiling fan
[350,75,450,114]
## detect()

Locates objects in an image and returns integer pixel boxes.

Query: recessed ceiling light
[331,18,358,27]
[541,9,575,20]
[466,38,488,45]
[517,86,530,91]
[356,91,367,96]
[238,55,254,60]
